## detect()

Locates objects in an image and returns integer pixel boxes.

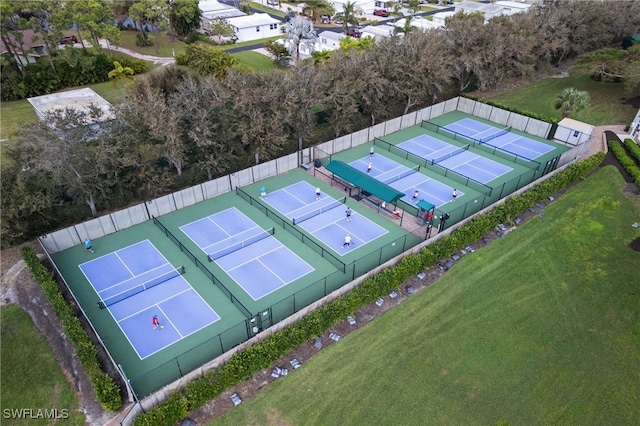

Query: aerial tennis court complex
[42,99,572,399]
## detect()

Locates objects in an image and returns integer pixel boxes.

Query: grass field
[487,71,639,126]
[0,304,85,425]
[210,166,640,425]
[235,51,282,71]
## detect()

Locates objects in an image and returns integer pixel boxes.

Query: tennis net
[381,165,420,184]
[431,144,470,164]
[479,126,511,143]
[101,266,185,307]
[208,227,275,261]
[293,197,346,225]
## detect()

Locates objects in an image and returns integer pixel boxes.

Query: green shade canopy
[416,200,435,212]
[325,161,406,203]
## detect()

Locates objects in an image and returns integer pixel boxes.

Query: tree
[63,0,118,48]
[555,88,590,118]
[203,17,235,40]
[285,16,318,65]
[129,0,169,54]
[108,60,134,87]
[264,40,291,66]
[13,106,119,217]
[301,0,333,23]
[169,0,202,39]
[175,44,241,78]
[341,1,361,35]
[171,76,240,180]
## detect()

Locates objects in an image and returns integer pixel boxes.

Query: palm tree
[302,0,333,23]
[108,61,134,87]
[555,88,590,118]
[342,1,361,34]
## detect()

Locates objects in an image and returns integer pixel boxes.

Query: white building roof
[455,1,509,15]
[432,11,456,24]
[200,0,246,22]
[495,1,533,12]
[394,17,443,31]
[27,88,113,123]
[360,25,396,39]
[227,13,281,28]
[318,30,344,42]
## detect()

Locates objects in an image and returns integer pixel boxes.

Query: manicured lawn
[486,71,639,125]
[117,30,187,57]
[210,166,640,425]
[234,51,282,71]
[1,304,85,425]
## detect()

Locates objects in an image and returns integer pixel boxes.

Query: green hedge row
[132,152,604,426]
[20,247,122,412]
[608,140,640,185]
[1,50,148,101]
[623,138,640,165]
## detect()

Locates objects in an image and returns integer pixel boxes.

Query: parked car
[58,35,78,45]
[346,28,362,38]
[320,14,331,24]
[373,9,389,17]
[332,14,344,25]
[267,0,278,5]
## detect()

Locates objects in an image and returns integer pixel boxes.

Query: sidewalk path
[97,39,175,66]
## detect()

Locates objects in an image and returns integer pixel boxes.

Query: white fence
[38,98,555,253]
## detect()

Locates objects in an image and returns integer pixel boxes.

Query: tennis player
[342,234,352,248]
[452,188,457,202]
[367,163,372,174]
[85,239,94,253]
[345,207,352,221]
[369,147,374,158]
[315,187,321,200]
[412,191,419,202]
[152,315,164,330]
[260,186,267,199]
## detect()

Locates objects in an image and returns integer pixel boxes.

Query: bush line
[131,152,603,426]
[20,247,122,412]
[608,139,640,185]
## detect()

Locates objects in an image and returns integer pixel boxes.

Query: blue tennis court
[397,134,466,164]
[349,155,461,208]
[78,240,220,359]
[395,134,513,183]
[444,118,554,160]
[180,207,314,300]
[265,181,387,255]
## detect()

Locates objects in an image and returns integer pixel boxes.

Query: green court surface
[49,112,565,398]
[51,169,419,397]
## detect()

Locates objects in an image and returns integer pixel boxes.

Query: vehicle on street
[59,35,78,45]
[346,28,362,38]
[320,14,331,24]
[373,9,389,17]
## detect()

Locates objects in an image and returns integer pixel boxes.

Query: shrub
[20,247,122,412]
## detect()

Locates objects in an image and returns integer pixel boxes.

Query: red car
[59,35,78,45]
[373,9,389,17]
[346,28,362,38]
